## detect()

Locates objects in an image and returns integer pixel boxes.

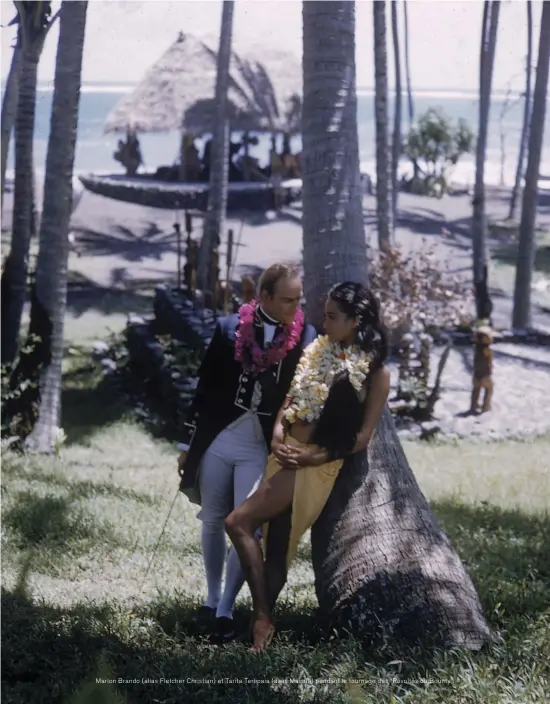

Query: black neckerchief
[254,306,283,348]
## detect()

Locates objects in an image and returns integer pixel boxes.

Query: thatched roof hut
[104,32,302,136]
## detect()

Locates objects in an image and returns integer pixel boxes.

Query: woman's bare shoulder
[370,365,391,396]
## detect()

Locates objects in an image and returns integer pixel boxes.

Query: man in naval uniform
[177,262,317,642]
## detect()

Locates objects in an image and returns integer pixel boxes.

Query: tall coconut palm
[1,1,58,366]
[471,0,500,321]
[196,0,234,301]
[373,0,392,251]
[301,0,368,326]
[508,0,533,222]
[302,0,491,649]
[1,23,22,215]
[390,0,402,233]
[403,0,414,129]
[22,0,88,452]
[512,0,550,330]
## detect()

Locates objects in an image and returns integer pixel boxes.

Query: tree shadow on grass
[60,365,128,447]
[2,499,548,703]
[1,491,131,576]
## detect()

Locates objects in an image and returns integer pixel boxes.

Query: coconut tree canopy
[104,32,302,135]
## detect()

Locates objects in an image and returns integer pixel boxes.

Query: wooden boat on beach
[78,173,302,211]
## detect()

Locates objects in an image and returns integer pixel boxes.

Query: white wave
[37,83,136,94]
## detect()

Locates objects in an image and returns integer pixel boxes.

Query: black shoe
[211,616,236,644]
[191,605,216,632]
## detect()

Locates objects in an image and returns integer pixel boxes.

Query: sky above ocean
[1,0,545,94]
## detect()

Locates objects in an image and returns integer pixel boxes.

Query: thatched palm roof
[104,33,302,135]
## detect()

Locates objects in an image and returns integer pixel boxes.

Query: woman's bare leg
[264,509,291,611]
[224,468,295,652]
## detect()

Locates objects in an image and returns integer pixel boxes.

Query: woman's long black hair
[309,282,388,460]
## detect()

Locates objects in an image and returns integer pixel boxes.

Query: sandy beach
[2,183,549,331]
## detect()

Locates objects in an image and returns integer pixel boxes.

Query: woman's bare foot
[250,617,275,653]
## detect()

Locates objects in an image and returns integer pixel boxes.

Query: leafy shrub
[403,108,475,197]
[368,239,472,337]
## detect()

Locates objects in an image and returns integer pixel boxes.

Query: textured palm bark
[311,408,493,650]
[302,1,368,327]
[373,0,392,249]
[512,0,550,330]
[1,51,40,366]
[24,1,88,452]
[402,0,414,130]
[508,1,533,222]
[1,35,22,215]
[472,1,500,320]
[197,0,234,298]
[390,0,402,234]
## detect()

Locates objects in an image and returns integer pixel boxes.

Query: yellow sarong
[262,436,344,570]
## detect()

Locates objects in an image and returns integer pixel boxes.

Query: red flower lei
[234,299,304,375]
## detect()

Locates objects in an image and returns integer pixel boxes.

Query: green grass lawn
[2,346,549,704]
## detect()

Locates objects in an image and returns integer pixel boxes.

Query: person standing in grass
[224,282,390,652]
[178,262,317,643]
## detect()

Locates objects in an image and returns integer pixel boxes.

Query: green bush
[403,108,475,197]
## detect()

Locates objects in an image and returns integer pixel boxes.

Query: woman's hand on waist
[277,446,327,469]
[271,435,294,466]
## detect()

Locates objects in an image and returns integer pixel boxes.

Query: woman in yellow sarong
[225,282,391,652]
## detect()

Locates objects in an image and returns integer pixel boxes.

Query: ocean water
[4,83,550,189]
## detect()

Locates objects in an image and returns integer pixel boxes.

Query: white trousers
[197,412,267,617]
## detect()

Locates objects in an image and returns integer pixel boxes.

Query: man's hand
[177,451,188,477]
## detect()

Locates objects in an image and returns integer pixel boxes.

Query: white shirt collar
[259,305,278,326]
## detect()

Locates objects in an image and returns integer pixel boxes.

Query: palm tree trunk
[311,409,493,649]
[197,0,234,302]
[472,0,500,321]
[512,0,550,330]
[23,1,88,452]
[373,0,392,250]
[402,0,414,129]
[391,0,402,232]
[302,0,492,651]
[1,34,22,216]
[1,49,40,365]
[302,0,368,327]
[508,0,533,222]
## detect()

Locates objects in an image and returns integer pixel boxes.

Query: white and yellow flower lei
[284,335,372,424]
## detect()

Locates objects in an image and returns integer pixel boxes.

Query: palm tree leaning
[471,0,500,322]
[196,0,234,304]
[1,1,59,367]
[508,0,533,222]
[20,1,88,452]
[512,0,550,330]
[302,0,492,649]
[373,0,392,251]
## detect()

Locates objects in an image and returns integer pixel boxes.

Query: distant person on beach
[177,263,317,644]
[182,134,200,182]
[281,132,299,179]
[114,127,142,176]
[224,282,390,652]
